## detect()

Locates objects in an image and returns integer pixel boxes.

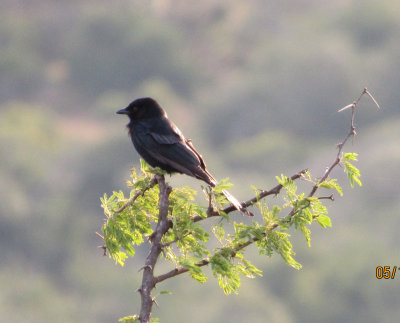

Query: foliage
[101,158,362,320]
[119,315,139,323]
[343,152,363,187]
[119,315,160,323]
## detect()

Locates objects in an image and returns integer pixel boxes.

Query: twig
[154,260,209,284]
[115,177,157,213]
[308,88,379,197]
[154,235,260,284]
[163,169,307,252]
[318,195,335,201]
[161,233,191,248]
[191,169,307,223]
[95,232,107,256]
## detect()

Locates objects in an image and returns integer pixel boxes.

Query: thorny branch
[191,169,307,223]
[151,88,380,285]
[122,88,379,322]
[308,88,379,196]
[151,170,307,284]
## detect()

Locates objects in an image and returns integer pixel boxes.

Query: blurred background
[1,0,400,322]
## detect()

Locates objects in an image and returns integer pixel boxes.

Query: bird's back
[129,117,215,186]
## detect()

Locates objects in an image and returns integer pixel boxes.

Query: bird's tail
[222,189,253,217]
[196,166,253,216]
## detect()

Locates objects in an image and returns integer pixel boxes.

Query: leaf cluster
[343,153,362,187]
[119,315,159,323]
[101,158,362,296]
[99,155,363,323]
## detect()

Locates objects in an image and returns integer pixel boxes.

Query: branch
[308,87,379,197]
[191,169,307,223]
[115,177,157,213]
[138,175,172,323]
[154,231,263,284]
[164,169,306,254]
[153,88,380,286]
[154,260,209,284]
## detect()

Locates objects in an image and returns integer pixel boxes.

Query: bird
[117,97,252,216]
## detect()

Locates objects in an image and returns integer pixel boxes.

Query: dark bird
[117,97,252,216]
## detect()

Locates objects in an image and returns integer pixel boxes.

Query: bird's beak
[116,107,128,115]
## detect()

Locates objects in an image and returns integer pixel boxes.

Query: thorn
[318,194,335,201]
[364,88,381,109]
[338,103,355,112]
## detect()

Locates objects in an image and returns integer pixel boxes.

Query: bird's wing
[135,120,199,170]
[141,118,184,144]
[185,138,216,185]
[134,119,215,185]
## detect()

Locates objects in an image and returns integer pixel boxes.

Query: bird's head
[117,97,166,120]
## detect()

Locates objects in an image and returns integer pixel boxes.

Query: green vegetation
[101,146,362,321]
[1,0,399,322]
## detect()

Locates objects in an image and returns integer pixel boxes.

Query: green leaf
[140,158,151,174]
[299,224,311,247]
[262,231,302,270]
[237,259,263,279]
[316,214,332,228]
[275,174,287,186]
[271,205,281,217]
[319,179,343,196]
[343,152,358,161]
[214,178,234,194]
[119,315,139,323]
[212,224,225,244]
[343,153,362,187]
[251,185,261,201]
[178,257,208,283]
